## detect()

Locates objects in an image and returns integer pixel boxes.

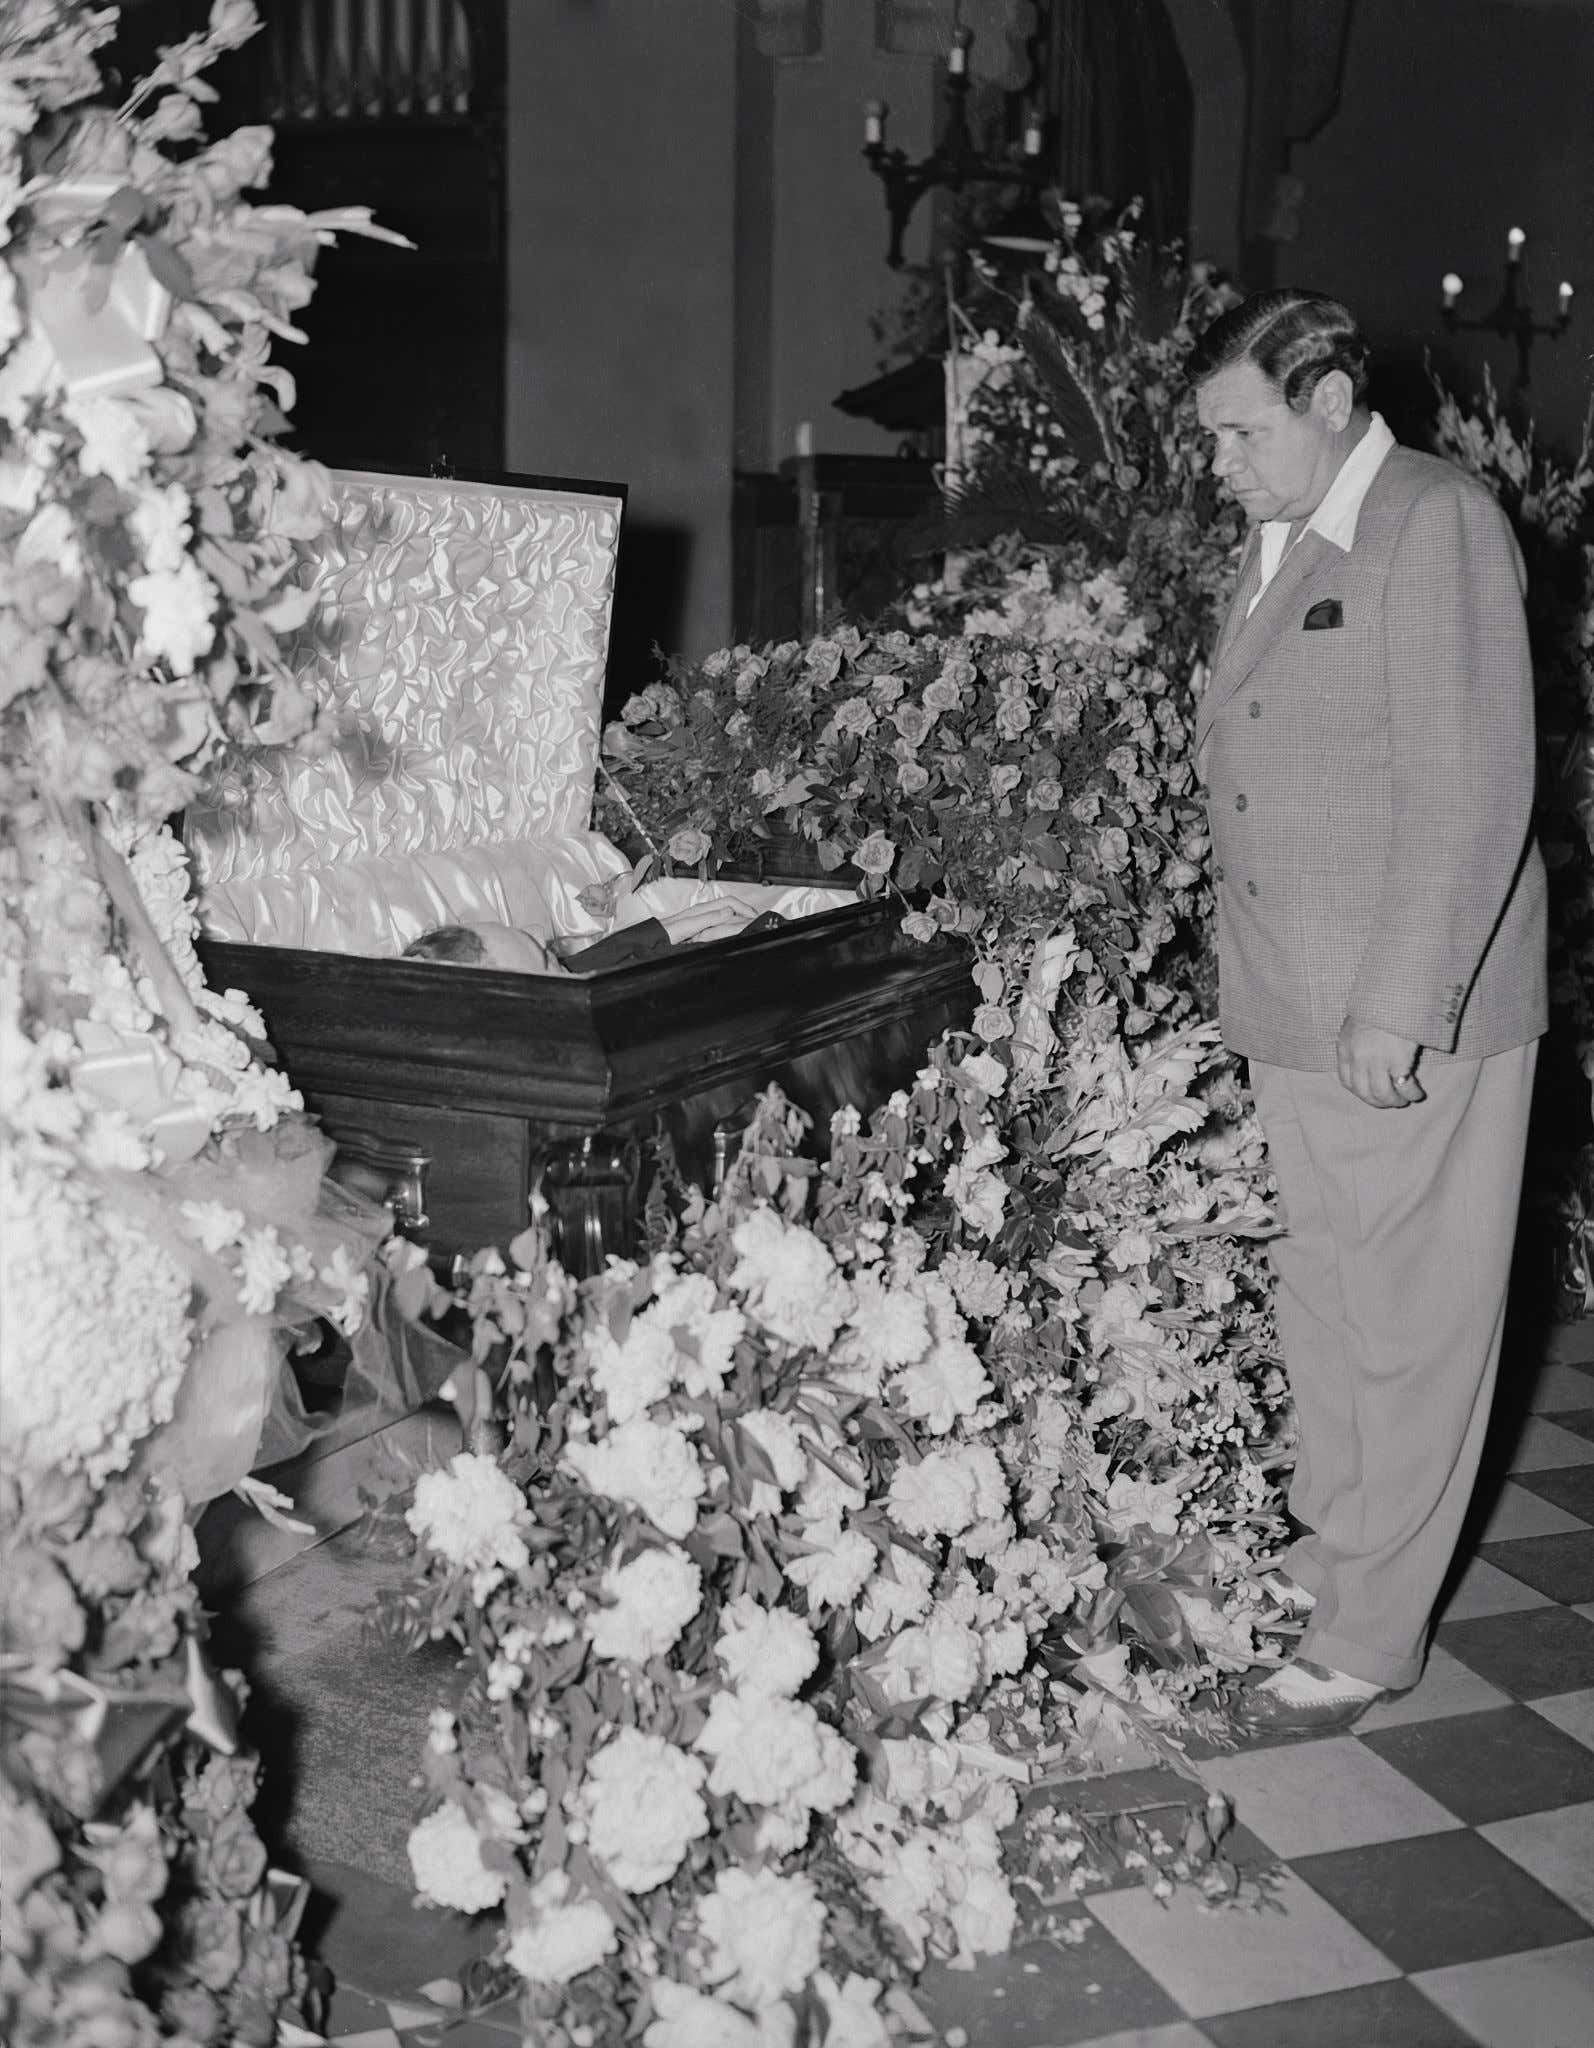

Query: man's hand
[1336,1019,1426,1108]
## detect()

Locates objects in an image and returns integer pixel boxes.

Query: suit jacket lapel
[1196,529,1340,750]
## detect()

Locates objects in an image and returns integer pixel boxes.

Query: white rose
[580,1730,709,1894]
[588,1545,702,1665]
[714,1595,818,1698]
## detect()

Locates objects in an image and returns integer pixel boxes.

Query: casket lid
[185,467,627,951]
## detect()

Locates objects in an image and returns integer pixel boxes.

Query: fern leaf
[1016,300,1118,469]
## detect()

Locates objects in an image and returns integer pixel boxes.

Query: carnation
[405,1452,530,1588]
[737,1404,806,1515]
[856,1547,935,1639]
[406,1800,510,1914]
[728,1208,851,1352]
[940,1248,1010,1321]
[784,1517,876,1612]
[876,1616,983,1704]
[587,1310,677,1423]
[564,1415,706,1538]
[128,557,218,678]
[886,1444,1007,1539]
[714,1594,818,1698]
[891,1279,991,1434]
[505,1871,616,1985]
[588,1544,702,1665]
[580,1730,709,1893]
[644,1980,796,2048]
[698,1867,826,2008]
[695,1690,856,1815]
[653,1269,746,1397]
[840,1270,931,1381]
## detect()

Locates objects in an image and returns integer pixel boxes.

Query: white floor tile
[1356,1644,1513,1730]
[1533,1689,1594,1751]
[1087,1868,1398,2018]
[1499,1417,1594,1473]
[1482,1802,1594,1922]
[1479,1480,1589,1542]
[1412,1935,1594,2048]
[1194,1734,1458,1858]
[1441,1555,1556,1621]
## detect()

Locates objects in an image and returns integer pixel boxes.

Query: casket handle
[329,1129,432,1236]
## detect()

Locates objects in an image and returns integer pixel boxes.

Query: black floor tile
[1438,1603,1594,1698]
[1550,1408,1594,1445]
[1516,1462,1594,1521]
[917,1927,1181,2047]
[1292,1829,1591,1974]
[1358,1705,1594,1823]
[298,1855,497,1999]
[1202,1976,1479,2048]
[1481,1532,1594,1604]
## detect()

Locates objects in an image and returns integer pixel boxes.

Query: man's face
[1195,360,1344,524]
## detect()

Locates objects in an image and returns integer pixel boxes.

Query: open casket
[187,469,971,1272]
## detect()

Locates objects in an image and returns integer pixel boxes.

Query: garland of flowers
[386,1055,1277,2044]
[1,6,403,2040]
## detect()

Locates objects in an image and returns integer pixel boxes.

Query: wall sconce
[862,26,1048,268]
[1441,226,1574,390]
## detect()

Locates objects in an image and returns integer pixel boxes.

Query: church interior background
[6,3,1594,2046]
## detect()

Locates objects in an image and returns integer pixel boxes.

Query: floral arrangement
[599,620,1217,1054]
[912,201,1245,671]
[2,5,403,2041]
[1431,371,1594,1311]
[389,1059,1277,2043]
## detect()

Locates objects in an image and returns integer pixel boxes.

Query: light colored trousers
[1250,1040,1538,1691]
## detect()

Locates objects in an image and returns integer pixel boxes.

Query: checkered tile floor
[297,1343,1594,2048]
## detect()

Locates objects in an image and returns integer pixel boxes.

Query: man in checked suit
[1187,290,1547,1733]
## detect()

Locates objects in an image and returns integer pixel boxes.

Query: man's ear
[1310,369,1356,433]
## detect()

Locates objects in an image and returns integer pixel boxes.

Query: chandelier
[862,26,1049,268]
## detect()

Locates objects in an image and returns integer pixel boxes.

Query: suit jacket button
[1248,700,1262,718]
[1235,793,1248,811]
[1246,880,1259,896]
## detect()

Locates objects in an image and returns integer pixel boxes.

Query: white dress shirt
[1248,411,1397,614]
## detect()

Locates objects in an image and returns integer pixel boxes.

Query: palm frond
[1015,300,1118,469]
[897,458,1094,559]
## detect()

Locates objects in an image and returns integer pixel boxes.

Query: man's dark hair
[1185,290,1370,412]
[402,924,487,964]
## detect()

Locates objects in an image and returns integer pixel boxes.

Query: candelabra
[1441,227,1574,390]
[863,27,1048,269]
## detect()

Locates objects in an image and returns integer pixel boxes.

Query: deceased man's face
[463,923,561,973]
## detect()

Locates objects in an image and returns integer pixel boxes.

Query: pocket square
[1302,599,1343,631]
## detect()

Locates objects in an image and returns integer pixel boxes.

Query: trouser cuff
[1299,1625,1424,1693]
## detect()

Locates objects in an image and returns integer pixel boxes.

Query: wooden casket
[187,469,970,1272]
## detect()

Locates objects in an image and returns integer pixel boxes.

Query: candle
[1558,279,1575,318]
[863,99,885,147]
[1442,271,1463,310]
[1507,226,1526,265]
[1022,106,1044,157]
[795,420,814,459]
[948,28,971,76]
